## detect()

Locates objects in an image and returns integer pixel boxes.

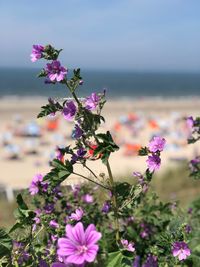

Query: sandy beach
[0,97,199,189]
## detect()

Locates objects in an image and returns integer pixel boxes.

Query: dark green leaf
[0,229,12,257]
[106,251,123,267]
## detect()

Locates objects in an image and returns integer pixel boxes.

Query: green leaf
[106,251,123,267]
[51,159,67,170]
[37,101,62,118]
[12,194,35,230]
[94,131,119,164]
[0,229,12,257]
[44,160,73,187]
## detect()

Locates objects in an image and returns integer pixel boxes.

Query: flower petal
[66,254,85,265]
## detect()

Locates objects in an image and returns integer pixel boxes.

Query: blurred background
[0,0,200,226]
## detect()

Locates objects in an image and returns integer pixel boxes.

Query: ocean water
[0,68,200,99]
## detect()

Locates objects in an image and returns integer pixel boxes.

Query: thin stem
[72,172,110,191]
[106,160,120,242]
[83,164,98,178]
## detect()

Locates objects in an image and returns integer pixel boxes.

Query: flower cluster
[146,136,166,172]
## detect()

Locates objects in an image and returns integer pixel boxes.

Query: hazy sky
[0,0,200,71]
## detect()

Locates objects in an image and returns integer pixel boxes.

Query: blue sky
[0,0,200,71]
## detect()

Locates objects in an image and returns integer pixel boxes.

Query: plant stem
[72,172,110,191]
[83,164,98,178]
[106,160,120,242]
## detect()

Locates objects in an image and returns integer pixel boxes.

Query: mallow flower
[82,194,93,203]
[57,222,102,265]
[46,60,67,82]
[29,173,47,195]
[121,239,135,252]
[30,45,44,62]
[148,136,166,153]
[85,93,100,111]
[172,241,191,261]
[69,208,84,221]
[62,101,77,121]
[146,154,161,173]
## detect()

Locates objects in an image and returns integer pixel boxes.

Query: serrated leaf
[106,251,123,267]
[0,229,12,257]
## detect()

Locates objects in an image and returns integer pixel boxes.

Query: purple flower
[29,173,44,195]
[30,45,44,62]
[133,256,140,267]
[85,93,100,111]
[33,209,41,231]
[82,194,93,203]
[185,224,192,234]
[63,101,77,121]
[146,154,161,172]
[46,60,67,82]
[51,264,67,267]
[148,136,166,153]
[56,147,64,161]
[142,255,158,267]
[39,259,49,267]
[121,239,135,252]
[50,220,59,229]
[172,241,191,261]
[13,241,30,264]
[72,125,83,139]
[71,148,86,163]
[140,222,151,239]
[57,222,102,265]
[44,203,55,214]
[69,208,84,221]
[189,156,200,173]
[52,263,81,267]
[77,147,86,157]
[101,201,110,213]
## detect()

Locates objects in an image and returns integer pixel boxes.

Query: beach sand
[0,97,199,189]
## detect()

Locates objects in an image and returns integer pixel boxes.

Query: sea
[0,67,200,99]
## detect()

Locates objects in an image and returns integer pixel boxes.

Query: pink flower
[121,239,135,252]
[172,241,191,261]
[57,222,102,265]
[46,60,67,82]
[82,194,93,203]
[148,136,166,153]
[146,155,161,172]
[186,116,194,129]
[85,93,100,111]
[50,220,59,229]
[69,208,84,221]
[30,45,44,62]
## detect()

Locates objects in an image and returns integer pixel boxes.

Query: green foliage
[37,99,63,118]
[94,131,119,164]
[44,159,73,187]
[138,146,149,156]
[0,229,12,257]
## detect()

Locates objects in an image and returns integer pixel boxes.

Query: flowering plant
[0,44,199,266]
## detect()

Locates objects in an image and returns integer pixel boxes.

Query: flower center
[77,245,88,254]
